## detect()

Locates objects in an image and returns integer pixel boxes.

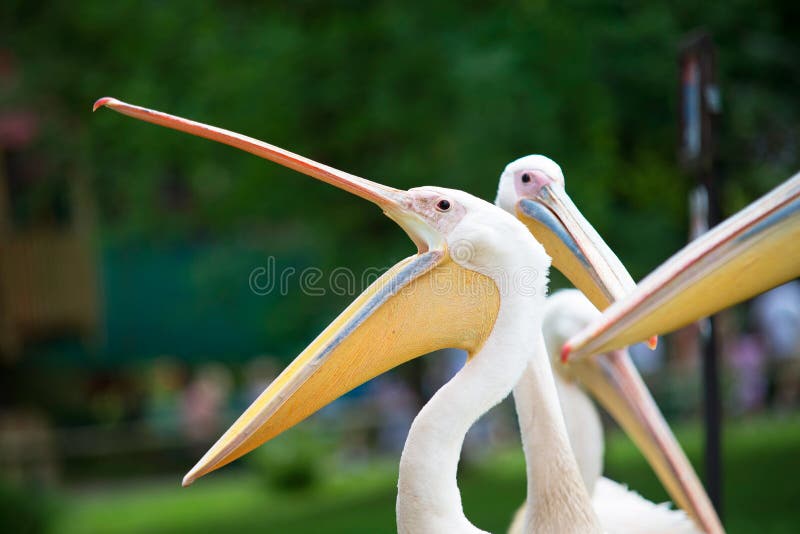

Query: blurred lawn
[59,415,799,533]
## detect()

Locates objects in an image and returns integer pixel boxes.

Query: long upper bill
[92,97,436,251]
[565,172,800,360]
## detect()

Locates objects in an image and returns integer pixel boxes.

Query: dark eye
[521,173,531,183]
[436,199,451,211]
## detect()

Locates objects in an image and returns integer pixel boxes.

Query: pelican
[94,98,701,532]
[497,156,723,533]
[565,171,800,360]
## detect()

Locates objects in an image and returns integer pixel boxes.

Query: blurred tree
[2,0,797,360]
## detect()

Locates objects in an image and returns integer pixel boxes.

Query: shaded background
[1,1,799,532]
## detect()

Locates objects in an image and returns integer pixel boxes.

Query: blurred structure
[369,375,418,454]
[752,282,800,410]
[0,50,99,361]
[679,31,724,513]
[180,362,233,444]
[0,410,57,486]
[729,329,767,414]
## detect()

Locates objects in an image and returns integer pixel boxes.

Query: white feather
[395,191,601,533]
[508,290,702,534]
[509,478,700,534]
[592,478,701,534]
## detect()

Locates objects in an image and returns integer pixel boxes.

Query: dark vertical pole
[679,30,723,518]
[703,113,723,517]
[703,305,723,516]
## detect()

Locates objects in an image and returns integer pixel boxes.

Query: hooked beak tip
[648,336,658,350]
[560,342,572,364]
[93,96,117,112]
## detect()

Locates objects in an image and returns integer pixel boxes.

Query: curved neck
[552,377,604,494]
[513,334,602,533]
[396,294,533,533]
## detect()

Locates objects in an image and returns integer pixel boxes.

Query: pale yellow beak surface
[183,252,499,485]
[563,349,723,533]
[516,184,636,310]
[565,172,800,360]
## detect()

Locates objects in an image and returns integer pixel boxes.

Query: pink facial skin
[513,169,561,199]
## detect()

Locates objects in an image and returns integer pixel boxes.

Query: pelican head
[496,155,636,311]
[93,97,554,486]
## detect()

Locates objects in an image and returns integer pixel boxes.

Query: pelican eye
[521,173,532,183]
[436,199,451,211]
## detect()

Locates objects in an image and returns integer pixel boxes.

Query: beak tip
[560,342,572,364]
[648,336,658,350]
[93,97,116,112]
[182,461,208,487]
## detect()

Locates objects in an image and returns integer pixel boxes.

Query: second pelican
[497,155,723,533]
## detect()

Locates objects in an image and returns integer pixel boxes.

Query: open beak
[565,172,800,360]
[562,349,724,533]
[93,97,501,485]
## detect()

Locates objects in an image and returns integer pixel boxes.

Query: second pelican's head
[496,155,636,311]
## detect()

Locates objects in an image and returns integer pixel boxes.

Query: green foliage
[246,428,329,492]
[3,1,798,355]
[55,416,800,533]
[0,479,59,534]
[4,1,798,248]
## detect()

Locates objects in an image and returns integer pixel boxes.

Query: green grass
[57,415,800,533]
[603,415,800,534]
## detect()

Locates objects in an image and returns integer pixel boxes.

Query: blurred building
[0,64,99,362]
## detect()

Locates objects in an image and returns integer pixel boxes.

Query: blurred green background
[1,1,799,532]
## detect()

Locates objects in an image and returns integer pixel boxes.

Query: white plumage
[396,189,601,533]
[509,290,700,534]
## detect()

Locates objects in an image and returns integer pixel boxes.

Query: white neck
[512,334,602,533]
[396,289,532,534]
[552,376,604,495]
[395,291,600,533]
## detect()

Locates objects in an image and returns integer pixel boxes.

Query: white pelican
[565,171,800,360]
[497,156,724,533]
[93,98,701,533]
